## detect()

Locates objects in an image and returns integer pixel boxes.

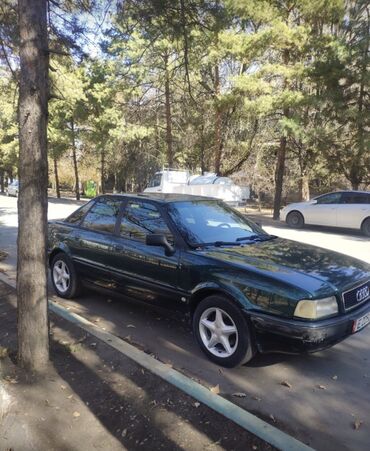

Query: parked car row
[48,193,370,367]
[280,190,370,236]
[6,180,19,197]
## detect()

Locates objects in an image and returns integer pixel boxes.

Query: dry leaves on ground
[210,384,220,395]
[232,392,247,398]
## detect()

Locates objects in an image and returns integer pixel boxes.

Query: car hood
[199,238,370,298]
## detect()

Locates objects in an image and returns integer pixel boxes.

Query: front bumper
[248,300,370,354]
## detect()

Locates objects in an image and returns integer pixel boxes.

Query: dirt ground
[0,281,274,451]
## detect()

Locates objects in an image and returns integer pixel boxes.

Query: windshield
[168,200,270,246]
[148,173,162,188]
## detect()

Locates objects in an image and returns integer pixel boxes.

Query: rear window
[341,192,370,204]
[65,201,94,224]
[81,198,122,233]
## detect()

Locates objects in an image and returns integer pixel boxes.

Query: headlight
[294,296,338,319]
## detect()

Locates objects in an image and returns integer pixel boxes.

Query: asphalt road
[1,194,370,450]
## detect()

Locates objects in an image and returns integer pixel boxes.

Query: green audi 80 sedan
[48,194,370,367]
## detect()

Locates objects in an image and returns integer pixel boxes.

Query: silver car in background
[280,191,370,237]
[6,180,19,197]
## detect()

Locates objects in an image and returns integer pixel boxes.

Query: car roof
[315,190,370,197]
[96,193,216,204]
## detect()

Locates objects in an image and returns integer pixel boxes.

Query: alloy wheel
[52,260,70,293]
[199,307,238,358]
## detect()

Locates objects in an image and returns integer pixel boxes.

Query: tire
[51,253,81,299]
[286,211,304,229]
[193,295,255,368]
[361,218,370,237]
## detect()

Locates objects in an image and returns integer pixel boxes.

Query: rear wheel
[361,218,370,237]
[193,295,255,368]
[51,253,81,298]
[286,211,304,229]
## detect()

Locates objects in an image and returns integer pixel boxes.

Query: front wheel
[361,218,370,237]
[193,295,255,368]
[286,211,304,229]
[51,253,81,298]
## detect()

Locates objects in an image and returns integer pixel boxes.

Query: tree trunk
[214,63,222,175]
[299,172,310,201]
[273,135,287,220]
[17,0,49,372]
[71,117,80,200]
[53,157,60,198]
[100,149,105,194]
[164,56,173,167]
[0,170,4,193]
[351,181,359,191]
[273,47,290,220]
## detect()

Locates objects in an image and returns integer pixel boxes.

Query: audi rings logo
[356,286,370,303]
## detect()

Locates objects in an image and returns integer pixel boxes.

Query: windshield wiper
[236,235,260,242]
[236,234,278,242]
[189,241,241,248]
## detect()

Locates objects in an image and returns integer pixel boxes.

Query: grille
[342,281,370,311]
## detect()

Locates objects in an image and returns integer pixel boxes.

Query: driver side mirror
[310,199,318,205]
[146,234,175,256]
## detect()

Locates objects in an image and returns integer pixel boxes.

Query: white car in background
[280,191,370,237]
[6,180,19,197]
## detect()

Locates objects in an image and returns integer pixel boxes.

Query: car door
[110,199,184,309]
[71,196,123,288]
[337,192,370,229]
[304,192,342,226]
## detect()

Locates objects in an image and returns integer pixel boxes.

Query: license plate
[353,313,370,333]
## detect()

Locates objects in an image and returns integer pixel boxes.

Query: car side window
[65,200,95,224]
[316,193,342,205]
[81,198,122,233]
[341,193,370,204]
[120,201,173,243]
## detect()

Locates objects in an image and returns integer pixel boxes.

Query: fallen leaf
[253,396,262,402]
[121,428,127,437]
[354,419,362,430]
[232,392,247,398]
[317,384,327,390]
[269,414,276,423]
[60,385,67,390]
[210,384,220,395]
[281,381,292,389]
[332,375,338,380]
[67,395,73,399]
[72,411,80,418]
[126,324,136,328]
[194,402,200,408]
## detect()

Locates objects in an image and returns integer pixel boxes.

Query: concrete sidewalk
[0,281,274,451]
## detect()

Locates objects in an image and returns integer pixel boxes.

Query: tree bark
[17,0,49,372]
[273,134,287,219]
[164,55,173,167]
[214,63,222,175]
[53,157,60,198]
[71,117,80,200]
[299,172,310,201]
[100,149,105,194]
[0,170,4,193]
[273,47,290,220]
